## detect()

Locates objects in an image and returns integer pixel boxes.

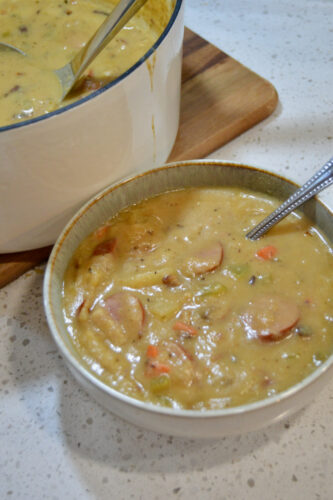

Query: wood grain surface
[168,28,278,161]
[0,28,278,288]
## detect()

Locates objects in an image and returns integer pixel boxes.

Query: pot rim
[0,0,183,134]
[43,159,333,420]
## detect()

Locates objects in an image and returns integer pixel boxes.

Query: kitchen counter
[1,1,332,498]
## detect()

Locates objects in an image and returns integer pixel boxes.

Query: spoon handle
[246,157,333,240]
[0,42,26,56]
[57,0,147,97]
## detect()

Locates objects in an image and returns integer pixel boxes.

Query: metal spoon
[0,0,147,100]
[246,157,333,240]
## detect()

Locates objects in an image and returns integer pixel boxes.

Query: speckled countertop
[1,1,333,499]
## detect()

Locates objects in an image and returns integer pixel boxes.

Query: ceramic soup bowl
[43,160,333,438]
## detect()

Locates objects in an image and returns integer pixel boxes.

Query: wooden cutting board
[0,28,278,288]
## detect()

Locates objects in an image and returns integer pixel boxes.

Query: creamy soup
[62,188,333,410]
[0,0,173,126]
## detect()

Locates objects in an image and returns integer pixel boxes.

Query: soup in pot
[62,187,333,410]
[0,0,174,126]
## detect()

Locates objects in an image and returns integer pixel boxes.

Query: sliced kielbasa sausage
[91,291,145,345]
[241,295,299,341]
[183,241,223,276]
[157,341,196,387]
[105,291,144,330]
[92,237,117,256]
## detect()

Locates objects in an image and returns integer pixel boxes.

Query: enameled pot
[0,0,184,253]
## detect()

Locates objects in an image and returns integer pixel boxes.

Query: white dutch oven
[0,0,184,253]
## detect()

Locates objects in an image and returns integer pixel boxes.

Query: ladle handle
[59,0,147,96]
[246,157,333,240]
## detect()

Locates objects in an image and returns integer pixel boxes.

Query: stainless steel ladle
[246,157,333,240]
[0,0,147,99]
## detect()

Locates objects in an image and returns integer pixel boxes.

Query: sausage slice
[158,341,196,387]
[105,291,145,331]
[91,292,145,345]
[92,237,117,256]
[184,241,223,276]
[241,295,299,341]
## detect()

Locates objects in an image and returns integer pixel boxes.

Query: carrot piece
[256,245,277,260]
[172,321,198,336]
[146,344,159,358]
[154,363,170,374]
[145,361,171,377]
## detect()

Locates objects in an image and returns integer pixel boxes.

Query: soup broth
[63,187,333,410]
[0,0,173,126]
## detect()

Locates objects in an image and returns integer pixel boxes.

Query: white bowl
[0,0,184,253]
[43,160,333,438]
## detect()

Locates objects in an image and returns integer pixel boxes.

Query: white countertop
[1,1,333,498]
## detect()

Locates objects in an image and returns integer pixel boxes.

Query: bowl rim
[0,0,183,133]
[43,159,333,419]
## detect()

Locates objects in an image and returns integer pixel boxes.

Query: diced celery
[227,263,250,277]
[282,353,300,360]
[198,282,228,297]
[313,352,327,366]
[150,374,170,394]
[257,273,273,284]
[296,325,312,337]
[157,395,173,407]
